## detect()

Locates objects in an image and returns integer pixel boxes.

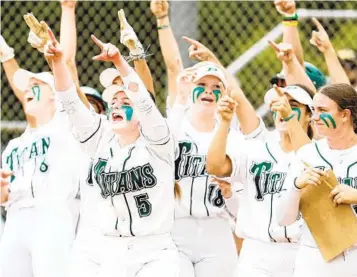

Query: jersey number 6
[134,193,152,218]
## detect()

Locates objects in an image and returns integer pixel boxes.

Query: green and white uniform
[226,121,302,277]
[0,110,81,277]
[280,138,357,277]
[57,69,179,277]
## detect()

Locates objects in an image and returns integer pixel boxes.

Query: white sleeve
[167,103,188,139]
[121,69,170,145]
[243,117,269,141]
[277,159,304,226]
[224,182,243,217]
[56,83,103,158]
[225,131,248,183]
[296,142,321,167]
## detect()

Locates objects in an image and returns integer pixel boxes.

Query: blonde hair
[174,181,182,200]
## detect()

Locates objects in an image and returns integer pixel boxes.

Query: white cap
[192,62,228,88]
[102,84,127,103]
[13,69,55,92]
[264,85,313,110]
[100,68,121,88]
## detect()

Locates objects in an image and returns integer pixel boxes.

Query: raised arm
[45,29,101,159]
[118,9,155,95]
[23,11,90,108]
[91,35,169,144]
[167,67,194,137]
[274,0,304,66]
[60,0,78,85]
[60,0,91,108]
[206,86,236,177]
[1,35,23,102]
[1,34,37,126]
[183,36,260,135]
[151,0,183,107]
[269,41,316,94]
[310,18,350,84]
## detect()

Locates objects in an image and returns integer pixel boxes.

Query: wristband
[282,113,295,122]
[282,21,298,27]
[157,14,168,20]
[283,13,298,21]
[157,25,169,30]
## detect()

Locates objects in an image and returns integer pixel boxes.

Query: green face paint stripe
[320,113,337,129]
[320,116,330,128]
[121,105,133,121]
[272,112,277,120]
[32,86,41,101]
[291,107,301,121]
[107,106,133,121]
[192,86,205,103]
[212,89,221,102]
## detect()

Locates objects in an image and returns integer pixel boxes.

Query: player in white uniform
[45,29,179,277]
[167,62,240,277]
[278,83,357,277]
[0,70,82,277]
[207,84,316,277]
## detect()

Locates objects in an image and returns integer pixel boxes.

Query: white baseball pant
[0,207,76,277]
[236,238,298,277]
[98,233,179,277]
[171,217,238,277]
[70,226,103,277]
[294,245,357,277]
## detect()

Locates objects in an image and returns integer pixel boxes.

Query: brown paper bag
[300,169,357,262]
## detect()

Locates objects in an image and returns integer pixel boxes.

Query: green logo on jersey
[5,137,51,181]
[91,159,157,199]
[250,161,286,201]
[338,177,357,189]
[175,141,206,180]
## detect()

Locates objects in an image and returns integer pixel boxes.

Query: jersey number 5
[134,193,152,218]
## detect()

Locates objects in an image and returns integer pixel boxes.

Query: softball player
[46,30,179,277]
[207,84,316,277]
[167,62,240,277]
[279,83,357,277]
[0,70,82,277]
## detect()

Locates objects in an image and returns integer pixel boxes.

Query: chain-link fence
[1,1,357,152]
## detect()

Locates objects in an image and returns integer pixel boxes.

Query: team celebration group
[0,0,357,276]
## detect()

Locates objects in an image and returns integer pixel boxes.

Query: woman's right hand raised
[217,83,237,123]
[91,35,121,63]
[44,28,64,62]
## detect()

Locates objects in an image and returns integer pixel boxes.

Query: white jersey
[286,138,357,248]
[227,132,303,243]
[57,70,176,237]
[168,105,242,219]
[1,111,81,213]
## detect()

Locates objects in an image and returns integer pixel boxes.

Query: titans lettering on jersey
[249,161,286,201]
[314,166,357,189]
[88,158,157,199]
[175,141,224,209]
[175,141,206,180]
[338,177,357,188]
[5,137,51,180]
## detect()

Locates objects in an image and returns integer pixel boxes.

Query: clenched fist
[150,0,169,18]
